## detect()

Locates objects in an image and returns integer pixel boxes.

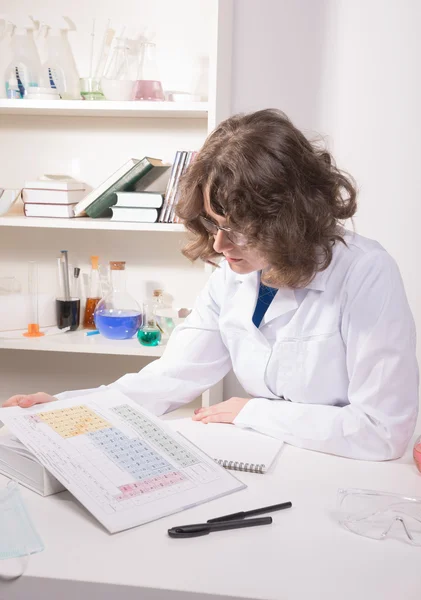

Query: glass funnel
[94,261,142,339]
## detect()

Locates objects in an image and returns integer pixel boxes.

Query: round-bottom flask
[94,261,142,340]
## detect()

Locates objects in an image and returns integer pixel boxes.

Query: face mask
[0,481,44,580]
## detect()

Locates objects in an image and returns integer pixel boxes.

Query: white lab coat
[58,230,419,461]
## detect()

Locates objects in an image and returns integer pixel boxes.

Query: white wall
[225,0,421,409]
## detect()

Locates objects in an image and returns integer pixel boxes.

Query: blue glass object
[94,261,142,340]
[95,309,142,340]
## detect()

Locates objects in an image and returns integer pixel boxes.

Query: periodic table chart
[0,391,245,533]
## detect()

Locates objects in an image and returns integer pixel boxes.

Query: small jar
[414,436,421,473]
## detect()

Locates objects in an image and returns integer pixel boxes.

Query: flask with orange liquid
[83,255,102,329]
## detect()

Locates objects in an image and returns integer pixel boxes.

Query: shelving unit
[0,0,232,408]
[0,99,208,119]
[0,214,185,232]
[0,329,164,357]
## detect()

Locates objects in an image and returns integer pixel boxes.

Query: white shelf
[0,214,185,232]
[0,329,164,357]
[0,99,208,119]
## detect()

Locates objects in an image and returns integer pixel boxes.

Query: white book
[74,158,139,217]
[24,176,86,191]
[115,192,164,209]
[22,189,86,205]
[110,207,158,223]
[24,203,77,218]
[0,431,64,496]
[0,391,245,534]
[168,419,284,474]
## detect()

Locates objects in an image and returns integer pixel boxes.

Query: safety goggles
[199,216,249,247]
[337,488,421,546]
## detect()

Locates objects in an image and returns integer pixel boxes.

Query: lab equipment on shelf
[94,261,142,340]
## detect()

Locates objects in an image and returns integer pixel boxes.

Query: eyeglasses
[337,488,421,546]
[199,216,248,247]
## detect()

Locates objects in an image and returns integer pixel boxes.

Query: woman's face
[203,191,268,274]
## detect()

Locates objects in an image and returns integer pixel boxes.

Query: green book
[85,157,166,218]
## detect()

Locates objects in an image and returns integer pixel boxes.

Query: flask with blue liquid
[94,261,142,340]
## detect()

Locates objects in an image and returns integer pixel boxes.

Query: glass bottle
[137,303,162,346]
[133,42,164,101]
[83,255,102,329]
[152,288,175,338]
[414,435,421,473]
[94,261,142,340]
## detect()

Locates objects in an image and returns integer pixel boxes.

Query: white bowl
[101,79,134,101]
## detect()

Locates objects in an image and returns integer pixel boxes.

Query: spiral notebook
[168,419,283,474]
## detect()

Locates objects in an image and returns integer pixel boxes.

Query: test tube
[23,261,45,337]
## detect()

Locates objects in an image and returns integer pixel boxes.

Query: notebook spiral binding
[214,459,265,474]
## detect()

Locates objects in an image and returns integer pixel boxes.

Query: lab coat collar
[232,271,298,328]
[231,261,329,328]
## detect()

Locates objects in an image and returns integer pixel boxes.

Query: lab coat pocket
[273,332,347,404]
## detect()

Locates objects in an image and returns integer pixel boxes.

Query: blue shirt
[252,280,278,328]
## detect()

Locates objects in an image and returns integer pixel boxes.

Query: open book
[168,419,283,474]
[0,392,245,534]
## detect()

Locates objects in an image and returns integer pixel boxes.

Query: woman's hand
[192,397,250,424]
[2,392,57,408]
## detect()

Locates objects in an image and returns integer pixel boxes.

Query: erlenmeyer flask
[101,38,134,100]
[104,38,130,80]
[133,41,164,101]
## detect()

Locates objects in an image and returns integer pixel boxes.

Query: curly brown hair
[176,108,357,288]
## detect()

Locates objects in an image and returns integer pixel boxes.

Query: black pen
[207,501,292,523]
[168,516,272,538]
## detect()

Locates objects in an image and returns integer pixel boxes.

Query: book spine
[86,158,157,218]
[169,150,194,223]
[214,459,266,474]
[163,151,187,223]
[158,151,182,222]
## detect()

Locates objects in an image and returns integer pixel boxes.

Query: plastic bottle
[0,21,15,98]
[40,26,80,99]
[4,26,41,98]
[83,256,102,329]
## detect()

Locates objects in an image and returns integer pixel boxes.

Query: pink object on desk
[414,436,421,473]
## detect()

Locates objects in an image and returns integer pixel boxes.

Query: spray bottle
[0,20,15,98]
[4,21,41,98]
[39,18,80,99]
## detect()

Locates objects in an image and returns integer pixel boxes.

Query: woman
[3,109,418,460]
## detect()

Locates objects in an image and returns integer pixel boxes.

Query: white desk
[1,405,420,600]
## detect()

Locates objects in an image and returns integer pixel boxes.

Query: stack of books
[22,177,86,218]
[74,157,169,219]
[0,429,64,496]
[105,151,196,224]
